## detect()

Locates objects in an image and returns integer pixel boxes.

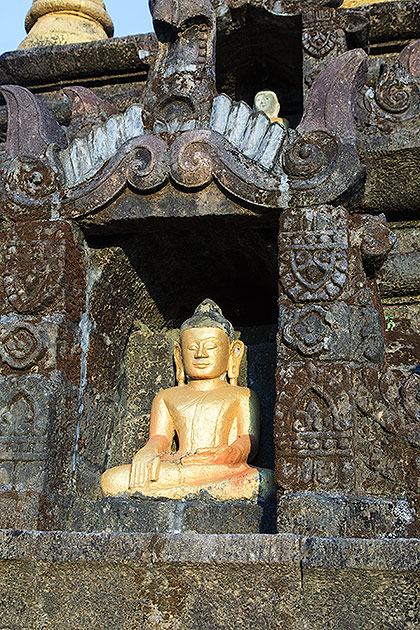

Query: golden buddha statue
[101,299,275,502]
[253,90,289,129]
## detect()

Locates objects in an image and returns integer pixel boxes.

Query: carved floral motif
[283,306,332,356]
[302,30,337,60]
[279,227,348,302]
[302,8,339,60]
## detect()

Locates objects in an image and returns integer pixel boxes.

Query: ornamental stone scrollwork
[356,39,420,135]
[0,323,46,370]
[375,62,420,117]
[283,306,333,356]
[278,207,348,302]
[276,364,354,492]
[0,85,65,221]
[0,47,367,222]
[283,130,338,180]
[62,134,170,218]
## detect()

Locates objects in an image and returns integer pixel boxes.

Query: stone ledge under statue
[100,299,275,512]
[69,495,277,534]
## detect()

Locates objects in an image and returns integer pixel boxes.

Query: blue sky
[1,1,153,55]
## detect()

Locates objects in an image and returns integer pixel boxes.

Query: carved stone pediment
[0,48,367,226]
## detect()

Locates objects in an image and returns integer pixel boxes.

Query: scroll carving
[0,323,45,370]
[283,130,338,179]
[0,50,367,220]
[356,39,420,134]
[169,129,288,207]
[62,135,169,218]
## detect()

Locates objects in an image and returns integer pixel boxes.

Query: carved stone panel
[278,303,351,361]
[0,375,53,492]
[0,221,86,322]
[0,322,46,370]
[302,7,347,98]
[275,363,354,493]
[278,206,348,302]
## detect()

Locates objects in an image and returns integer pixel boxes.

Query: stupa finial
[19,0,114,50]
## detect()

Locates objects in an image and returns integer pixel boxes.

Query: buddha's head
[253,90,280,119]
[174,299,245,386]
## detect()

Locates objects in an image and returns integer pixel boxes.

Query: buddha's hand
[129,445,161,489]
[182,444,244,466]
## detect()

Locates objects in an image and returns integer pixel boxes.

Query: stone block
[0,491,42,529]
[278,302,351,361]
[67,496,277,534]
[277,492,418,538]
[275,363,355,494]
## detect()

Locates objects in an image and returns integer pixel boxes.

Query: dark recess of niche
[216,7,303,129]
[86,222,278,330]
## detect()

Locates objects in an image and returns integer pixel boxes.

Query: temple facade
[0,0,419,627]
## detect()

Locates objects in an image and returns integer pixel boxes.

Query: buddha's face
[180,327,230,380]
[254,91,279,118]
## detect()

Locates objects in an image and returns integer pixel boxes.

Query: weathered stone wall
[0,531,418,630]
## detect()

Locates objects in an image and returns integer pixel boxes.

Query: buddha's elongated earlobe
[228,340,245,386]
[174,343,185,386]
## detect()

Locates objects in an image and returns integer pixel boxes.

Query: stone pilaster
[0,220,87,529]
[275,205,401,537]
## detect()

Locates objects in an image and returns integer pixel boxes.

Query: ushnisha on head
[253,90,280,119]
[175,299,245,386]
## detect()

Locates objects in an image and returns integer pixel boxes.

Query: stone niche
[67,216,279,533]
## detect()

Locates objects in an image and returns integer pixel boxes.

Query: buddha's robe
[101,384,275,501]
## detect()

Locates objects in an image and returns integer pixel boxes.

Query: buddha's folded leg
[102,460,276,502]
[101,464,131,496]
[133,460,253,491]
